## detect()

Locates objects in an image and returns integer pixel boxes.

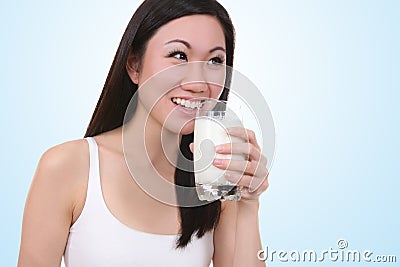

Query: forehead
[149,15,226,49]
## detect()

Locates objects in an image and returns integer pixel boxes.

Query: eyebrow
[165,39,226,53]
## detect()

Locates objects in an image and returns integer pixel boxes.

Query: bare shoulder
[18,139,90,266]
[39,139,89,173]
[32,139,90,210]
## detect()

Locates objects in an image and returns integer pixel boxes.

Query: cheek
[137,70,180,114]
[209,84,225,99]
[138,53,173,85]
[144,94,171,121]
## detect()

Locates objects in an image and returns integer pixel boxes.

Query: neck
[123,102,181,181]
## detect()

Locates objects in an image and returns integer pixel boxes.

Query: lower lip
[171,100,198,115]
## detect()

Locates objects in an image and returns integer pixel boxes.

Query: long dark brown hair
[84,0,235,248]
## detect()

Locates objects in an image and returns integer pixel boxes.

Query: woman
[18,0,269,266]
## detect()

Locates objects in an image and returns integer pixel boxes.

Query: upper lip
[171,96,207,101]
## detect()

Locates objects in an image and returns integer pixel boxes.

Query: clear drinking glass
[194,99,244,201]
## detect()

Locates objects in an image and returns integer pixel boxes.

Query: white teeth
[172,97,202,110]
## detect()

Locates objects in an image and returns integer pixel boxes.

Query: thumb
[189,142,194,153]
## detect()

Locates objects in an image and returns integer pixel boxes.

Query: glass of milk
[194,99,245,201]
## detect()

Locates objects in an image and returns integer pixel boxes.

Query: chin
[179,118,195,135]
[160,119,194,135]
[179,127,195,136]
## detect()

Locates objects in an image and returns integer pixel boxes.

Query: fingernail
[225,172,234,180]
[215,145,224,152]
[227,128,236,134]
[213,159,223,166]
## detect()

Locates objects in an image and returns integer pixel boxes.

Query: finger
[224,171,251,185]
[227,127,260,149]
[260,154,268,166]
[213,158,267,178]
[189,142,194,153]
[241,178,269,198]
[215,142,262,162]
[248,171,269,193]
[225,171,269,193]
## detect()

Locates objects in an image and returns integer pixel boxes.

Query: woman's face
[128,15,227,134]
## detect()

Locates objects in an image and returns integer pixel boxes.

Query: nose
[180,81,208,93]
[180,62,208,93]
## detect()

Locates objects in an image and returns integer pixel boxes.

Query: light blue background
[1,0,399,266]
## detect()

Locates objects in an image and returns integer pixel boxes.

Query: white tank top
[63,137,214,267]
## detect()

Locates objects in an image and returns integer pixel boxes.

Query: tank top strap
[82,137,104,210]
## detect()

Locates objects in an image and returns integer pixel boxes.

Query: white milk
[194,116,244,185]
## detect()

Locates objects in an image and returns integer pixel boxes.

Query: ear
[126,52,140,85]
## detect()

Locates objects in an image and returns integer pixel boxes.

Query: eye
[208,56,225,65]
[168,50,188,62]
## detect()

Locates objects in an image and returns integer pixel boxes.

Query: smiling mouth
[171,97,204,110]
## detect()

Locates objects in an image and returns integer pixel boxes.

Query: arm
[233,200,264,266]
[18,140,88,267]
[213,200,265,267]
[212,128,269,267]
